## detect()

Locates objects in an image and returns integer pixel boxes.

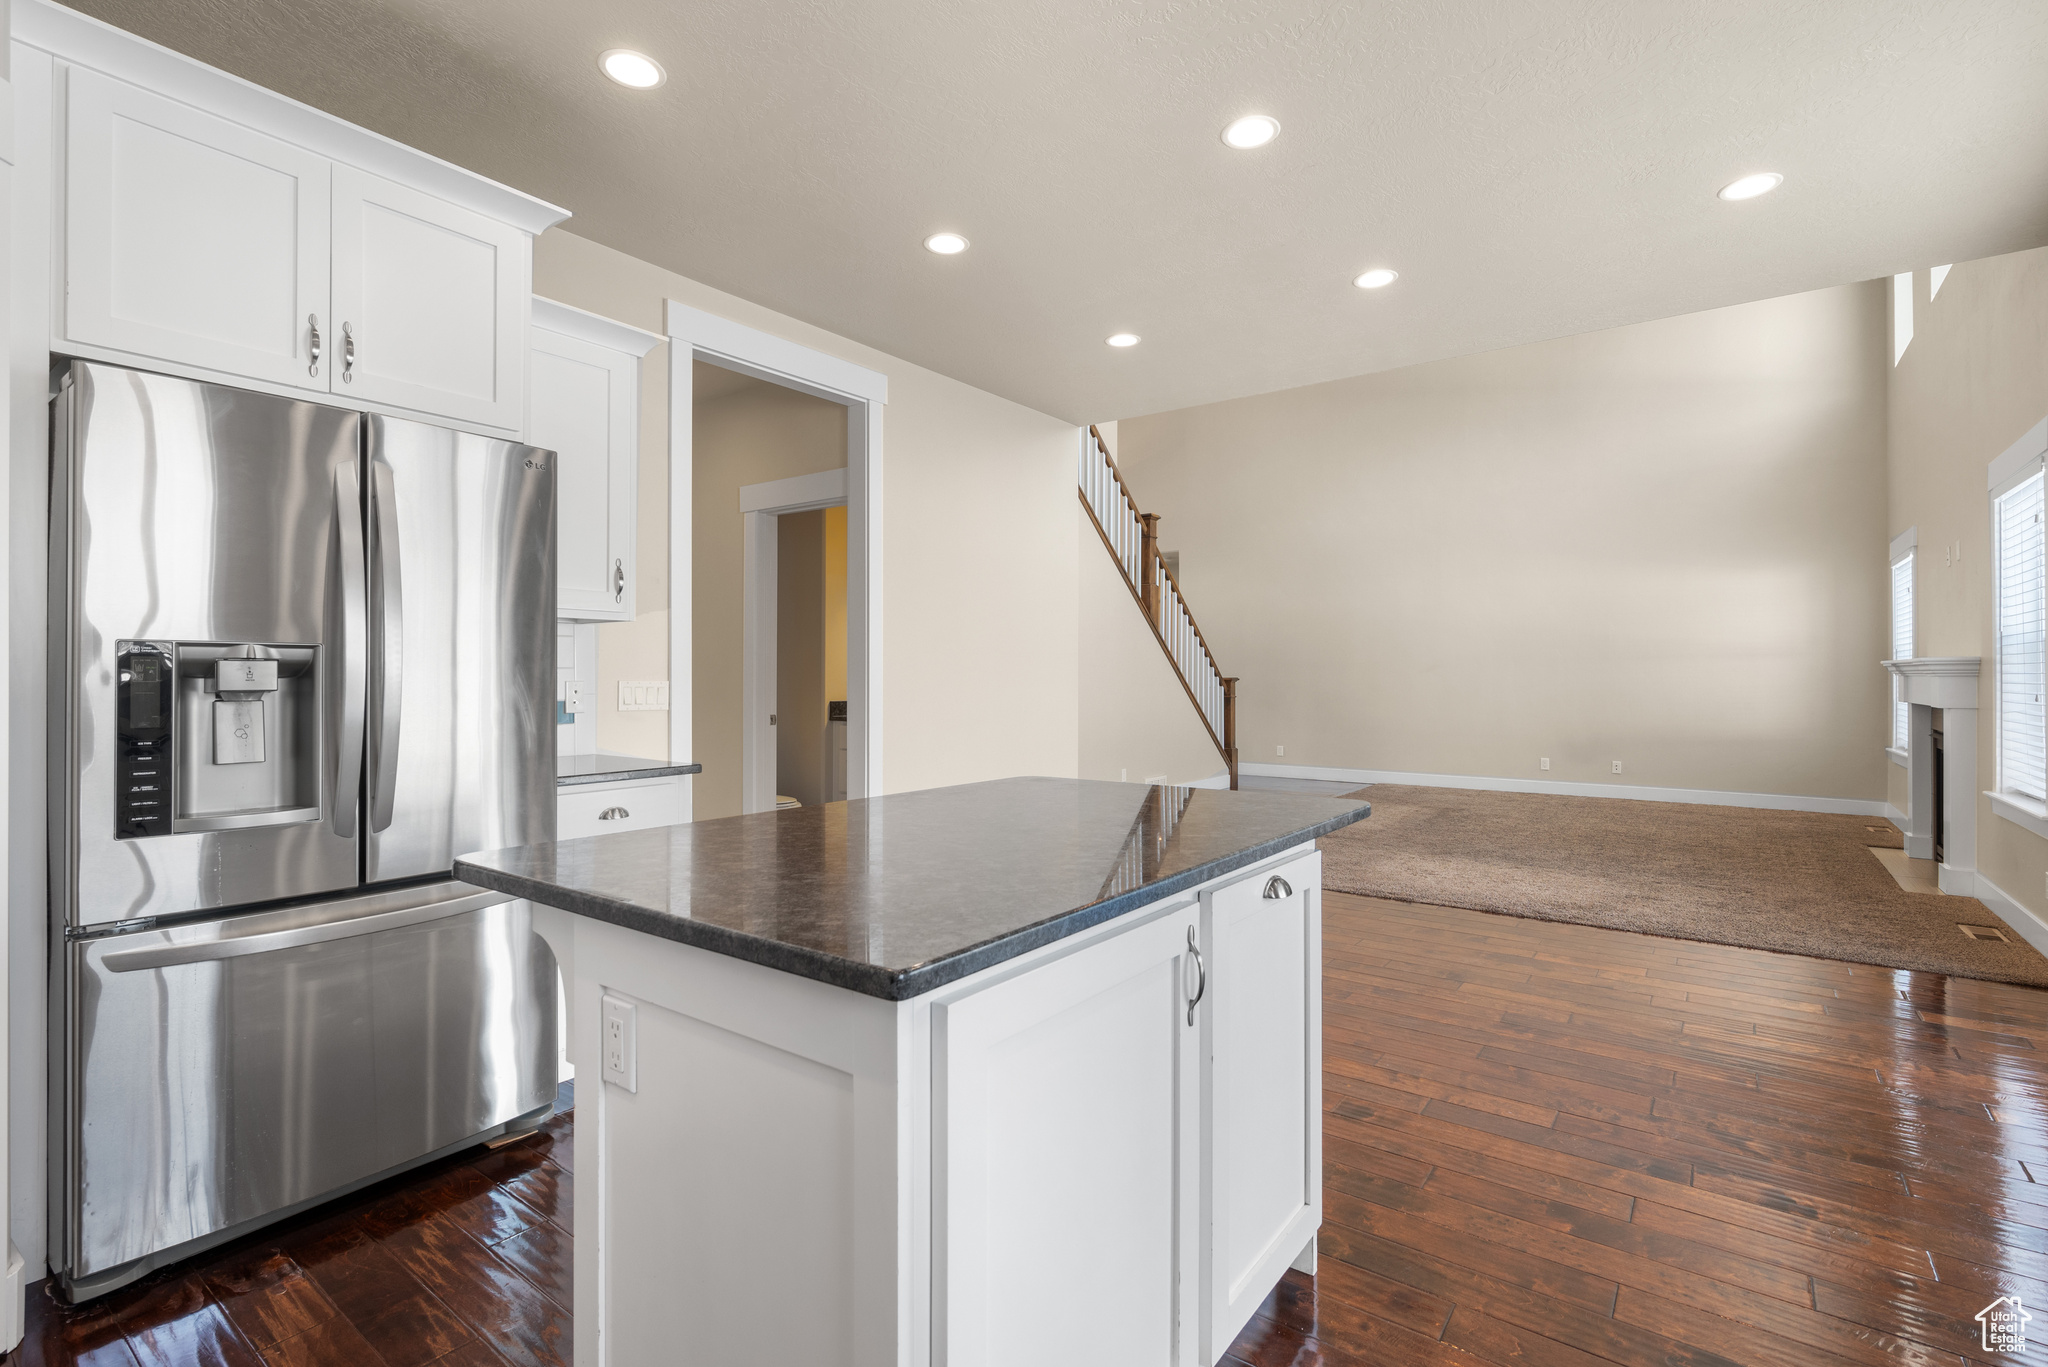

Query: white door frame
[665,302,886,814]
[740,469,849,814]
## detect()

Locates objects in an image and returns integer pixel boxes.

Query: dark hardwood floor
[8,890,2048,1366]
[1226,892,2048,1367]
[3,1080,572,1367]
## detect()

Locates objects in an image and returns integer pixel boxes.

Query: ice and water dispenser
[116,641,321,839]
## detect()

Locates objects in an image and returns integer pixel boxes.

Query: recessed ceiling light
[1352,268,1399,290]
[599,49,666,89]
[1106,333,1141,348]
[924,232,969,255]
[1221,115,1281,150]
[1717,172,1783,202]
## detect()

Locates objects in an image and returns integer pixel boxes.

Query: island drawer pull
[1185,925,1206,1026]
[599,806,631,821]
[1263,875,1293,900]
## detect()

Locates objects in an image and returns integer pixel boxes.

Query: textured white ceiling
[63,0,2048,422]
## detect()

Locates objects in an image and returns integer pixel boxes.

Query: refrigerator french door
[48,361,560,1299]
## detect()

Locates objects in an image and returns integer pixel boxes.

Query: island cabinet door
[934,902,1203,1367]
[1203,851,1323,1361]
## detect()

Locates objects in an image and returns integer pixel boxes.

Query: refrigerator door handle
[330,463,367,839]
[368,460,404,832]
[99,888,511,972]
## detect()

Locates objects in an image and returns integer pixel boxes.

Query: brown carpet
[1320,785,2048,988]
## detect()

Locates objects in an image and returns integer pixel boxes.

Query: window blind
[1891,552,1914,748]
[1996,471,2047,799]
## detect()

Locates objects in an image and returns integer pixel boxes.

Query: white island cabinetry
[511,839,1326,1367]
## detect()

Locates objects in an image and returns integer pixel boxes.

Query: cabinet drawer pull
[342,321,356,383]
[1185,925,1206,1026]
[599,806,630,821]
[614,559,626,603]
[308,314,322,377]
[1263,875,1293,899]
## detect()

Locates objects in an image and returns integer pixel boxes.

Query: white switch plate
[563,680,587,715]
[1540,758,1550,771]
[1275,744,1285,757]
[619,680,670,712]
[602,994,638,1093]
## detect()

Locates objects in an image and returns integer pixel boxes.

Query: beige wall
[1887,245,2048,915]
[532,229,1081,801]
[694,375,844,817]
[1110,281,1892,801]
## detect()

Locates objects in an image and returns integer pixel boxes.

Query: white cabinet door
[1203,851,1322,1360]
[530,326,637,619]
[331,165,526,431]
[64,67,331,389]
[936,903,1203,1367]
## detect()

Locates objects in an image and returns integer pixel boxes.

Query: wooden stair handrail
[1080,424,1239,789]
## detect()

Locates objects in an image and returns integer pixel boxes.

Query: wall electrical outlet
[618,680,670,712]
[1540,758,1550,771]
[1612,760,1623,774]
[1275,745,1285,757]
[602,994,638,1093]
[563,680,587,715]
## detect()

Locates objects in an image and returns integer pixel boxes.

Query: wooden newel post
[1222,676,1239,791]
[1139,513,1162,627]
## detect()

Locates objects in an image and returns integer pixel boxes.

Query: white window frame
[1886,528,1914,765]
[1988,419,2048,838]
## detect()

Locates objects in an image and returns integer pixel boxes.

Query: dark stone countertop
[456,776,1369,1000]
[556,753,703,787]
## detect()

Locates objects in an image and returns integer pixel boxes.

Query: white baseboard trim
[1967,873,2048,960]
[1236,762,1891,817]
[1190,770,1232,790]
[1885,804,1907,834]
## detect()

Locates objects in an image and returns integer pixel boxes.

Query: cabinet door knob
[1263,875,1293,899]
[614,559,626,603]
[308,314,322,377]
[599,806,630,820]
[1185,925,1206,1026]
[342,322,356,383]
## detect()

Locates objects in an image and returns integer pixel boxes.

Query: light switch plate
[618,680,670,712]
[602,994,638,1093]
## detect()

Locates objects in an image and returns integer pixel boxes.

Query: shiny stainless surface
[50,362,361,926]
[329,463,368,842]
[367,460,403,833]
[364,416,555,882]
[63,883,558,1285]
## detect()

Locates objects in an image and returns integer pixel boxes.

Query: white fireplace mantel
[1880,657,1980,888]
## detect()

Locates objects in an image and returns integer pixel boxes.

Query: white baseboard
[1886,804,1907,835]
[1236,762,1891,818]
[1190,770,1232,790]
[1967,873,2048,960]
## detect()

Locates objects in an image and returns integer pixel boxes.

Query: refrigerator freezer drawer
[61,883,558,1288]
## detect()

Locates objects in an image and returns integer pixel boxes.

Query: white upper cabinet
[63,68,331,390]
[29,0,570,433]
[331,167,529,432]
[529,299,660,622]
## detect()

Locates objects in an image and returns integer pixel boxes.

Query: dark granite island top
[456,775,1369,1000]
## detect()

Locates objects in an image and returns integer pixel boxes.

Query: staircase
[1078,424,1239,789]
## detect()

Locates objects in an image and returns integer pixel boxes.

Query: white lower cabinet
[935,901,1202,1367]
[1203,851,1322,1360]
[555,775,686,839]
[546,844,1323,1367]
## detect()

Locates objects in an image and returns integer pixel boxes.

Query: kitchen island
[456,776,1369,1367]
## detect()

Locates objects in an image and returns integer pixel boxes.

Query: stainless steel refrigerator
[47,360,560,1299]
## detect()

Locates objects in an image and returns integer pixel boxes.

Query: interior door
[529,324,636,619]
[363,415,554,883]
[331,165,527,431]
[63,67,331,389]
[936,903,1202,1367]
[1203,851,1322,1360]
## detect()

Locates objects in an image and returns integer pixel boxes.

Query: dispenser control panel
[116,641,174,838]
